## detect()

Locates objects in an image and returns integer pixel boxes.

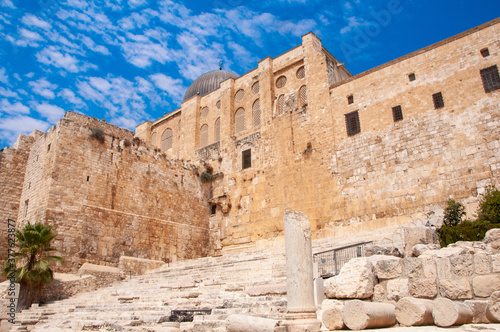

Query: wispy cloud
[0,0,15,9]
[29,78,58,99]
[0,67,7,83]
[35,103,66,122]
[36,46,97,72]
[21,14,52,30]
[149,73,185,103]
[0,99,30,114]
[58,88,87,109]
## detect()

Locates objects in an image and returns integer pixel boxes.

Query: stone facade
[1,18,500,269]
[136,18,500,253]
[9,112,210,271]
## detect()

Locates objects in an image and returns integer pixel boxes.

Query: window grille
[432,92,444,109]
[214,118,220,142]
[252,81,260,94]
[480,48,490,57]
[161,128,173,151]
[276,76,287,88]
[201,107,209,118]
[480,65,500,93]
[345,111,360,136]
[408,73,416,82]
[347,95,354,104]
[296,66,305,79]
[299,85,307,107]
[253,99,261,127]
[392,105,403,122]
[216,100,221,109]
[235,89,245,102]
[235,108,245,134]
[242,149,251,169]
[200,124,208,147]
[278,95,285,115]
[151,132,157,145]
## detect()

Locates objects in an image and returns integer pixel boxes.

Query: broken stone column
[486,290,500,323]
[432,298,473,327]
[342,300,396,330]
[321,299,345,330]
[281,210,321,332]
[226,314,279,332]
[395,297,434,326]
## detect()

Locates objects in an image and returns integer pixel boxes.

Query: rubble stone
[324,258,375,299]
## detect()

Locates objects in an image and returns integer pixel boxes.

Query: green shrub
[89,128,105,143]
[477,186,500,223]
[200,172,212,183]
[438,219,499,247]
[443,199,466,226]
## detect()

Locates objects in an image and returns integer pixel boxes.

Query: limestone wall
[17,112,210,272]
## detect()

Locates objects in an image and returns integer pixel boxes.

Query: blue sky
[0,0,499,148]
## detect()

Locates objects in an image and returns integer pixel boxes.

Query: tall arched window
[299,85,307,107]
[161,128,173,151]
[235,108,245,134]
[200,124,208,147]
[214,118,221,142]
[151,132,157,146]
[278,95,285,115]
[253,99,261,127]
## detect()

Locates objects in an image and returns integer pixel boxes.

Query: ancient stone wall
[136,19,500,253]
[17,112,210,271]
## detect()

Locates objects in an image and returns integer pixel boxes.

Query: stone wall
[16,112,210,272]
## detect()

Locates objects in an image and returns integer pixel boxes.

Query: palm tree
[2,222,63,310]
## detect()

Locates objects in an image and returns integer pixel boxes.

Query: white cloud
[58,88,87,109]
[80,35,110,55]
[340,16,366,34]
[0,100,30,114]
[0,116,50,146]
[128,0,147,8]
[29,78,58,99]
[21,14,52,30]
[0,87,18,98]
[35,103,65,122]
[0,68,7,83]
[36,46,97,72]
[0,0,15,9]
[149,73,185,102]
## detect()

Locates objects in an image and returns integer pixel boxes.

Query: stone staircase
[11,247,288,331]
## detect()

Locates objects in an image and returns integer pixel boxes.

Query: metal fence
[313,241,373,278]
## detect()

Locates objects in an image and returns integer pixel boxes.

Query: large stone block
[484,229,500,243]
[486,291,500,323]
[324,258,375,299]
[409,278,437,299]
[474,253,492,275]
[403,258,423,278]
[465,300,490,324]
[492,254,500,273]
[450,254,473,276]
[473,275,500,298]
[373,256,402,280]
[387,278,409,302]
[438,278,473,300]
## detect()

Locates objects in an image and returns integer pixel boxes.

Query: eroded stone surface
[324,258,375,299]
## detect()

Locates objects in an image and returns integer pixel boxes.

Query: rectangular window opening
[242,149,252,169]
[347,95,354,105]
[480,48,490,57]
[432,92,444,109]
[392,105,403,122]
[345,111,360,136]
[480,65,500,93]
[24,200,29,218]
[210,205,217,215]
[47,143,51,152]
[86,176,90,182]
[408,73,416,82]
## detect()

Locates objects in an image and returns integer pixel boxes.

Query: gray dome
[183,70,239,102]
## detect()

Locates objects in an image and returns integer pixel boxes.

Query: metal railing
[313,241,373,278]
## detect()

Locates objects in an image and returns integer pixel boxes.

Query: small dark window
[345,111,360,136]
[408,73,416,82]
[28,182,31,189]
[480,65,500,93]
[347,95,354,104]
[210,205,217,215]
[47,143,51,151]
[480,48,490,57]
[242,149,251,169]
[86,176,90,182]
[432,92,444,109]
[392,105,403,122]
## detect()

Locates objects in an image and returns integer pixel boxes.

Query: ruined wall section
[20,112,209,271]
[0,135,34,262]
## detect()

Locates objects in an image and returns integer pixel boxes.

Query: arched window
[235,108,245,134]
[151,132,157,146]
[253,99,261,127]
[200,124,208,147]
[201,107,209,118]
[161,128,173,151]
[299,85,307,107]
[214,118,221,142]
[278,95,285,115]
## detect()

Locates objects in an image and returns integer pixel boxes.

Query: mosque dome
[183,70,239,102]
